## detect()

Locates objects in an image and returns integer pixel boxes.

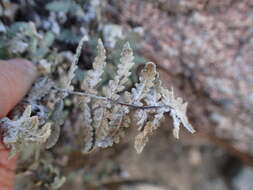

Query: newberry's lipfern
[0,37,195,157]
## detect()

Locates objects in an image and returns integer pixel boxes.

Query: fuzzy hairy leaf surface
[103,42,135,100]
[0,105,51,157]
[63,35,88,90]
[0,38,195,157]
[78,39,107,152]
[132,63,195,152]
[71,40,195,153]
[81,39,106,95]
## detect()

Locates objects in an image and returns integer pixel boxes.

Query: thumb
[0,59,37,117]
[0,59,37,190]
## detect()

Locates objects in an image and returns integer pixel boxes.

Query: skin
[0,59,37,190]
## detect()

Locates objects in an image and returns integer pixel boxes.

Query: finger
[0,143,17,190]
[0,59,37,190]
[0,59,37,118]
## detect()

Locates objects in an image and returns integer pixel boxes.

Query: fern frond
[1,39,195,156]
[0,105,51,157]
[64,35,88,90]
[130,62,158,129]
[125,62,195,152]
[160,88,196,138]
[81,39,106,95]
[79,39,107,152]
[103,42,135,100]
[56,40,195,153]
[45,100,64,149]
[95,42,135,148]
[81,103,94,152]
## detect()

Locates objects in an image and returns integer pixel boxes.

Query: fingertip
[0,59,37,118]
[0,140,17,190]
[7,59,37,80]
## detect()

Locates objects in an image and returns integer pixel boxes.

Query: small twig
[53,87,171,110]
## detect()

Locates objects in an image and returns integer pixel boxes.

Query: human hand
[0,59,37,190]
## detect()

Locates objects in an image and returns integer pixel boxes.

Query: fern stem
[53,87,108,100]
[53,87,172,110]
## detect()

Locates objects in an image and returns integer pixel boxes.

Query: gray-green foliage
[46,0,85,16]
[0,21,55,60]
